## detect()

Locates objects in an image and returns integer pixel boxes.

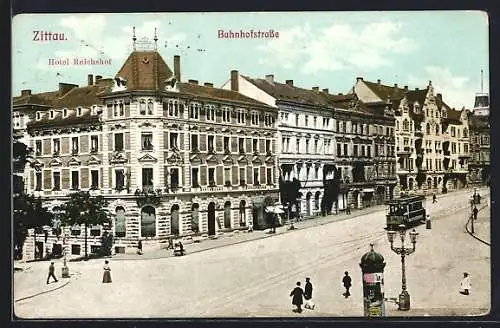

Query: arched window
[115,206,126,237]
[141,206,156,237]
[139,101,146,115]
[426,123,431,135]
[239,200,246,226]
[170,204,180,235]
[224,201,231,229]
[147,101,153,115]
[191,203,199,232]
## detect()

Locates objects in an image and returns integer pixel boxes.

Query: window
[208,135,215,153]
[170,168,179,188]
[206,106,216,121]
[305,115,309,126]
[463,128,468,138]
[224,167,231,185]
[224,137,230,153]
[139,101,146,115]
[253,138,258,153]
[367,145,371,157]
[36,112,41,120]
[222,107,231,123]
[191,167,199,187]
[71,244,81,254]
[191,134,199,152]
[314,140,318,154]
[71,171,79,190]
[77,108,82,116]
[35,172,42,191]
[91,170,99,189]
[208,168,215,186]
[236,109,245,124]
[361,145,365,157]
[141,133,153,151]
[239,167,246,185]
[142,168,153,191]
[115,169,125,190]
[314,167,319,179]
[224,202,231,229]
[313,116,317,128]
[114,133,124,151]
[147,101,153,115]
[296,139,300,153]
[115,207,126,237]
[72,137,79,154]
[170,133,178,150]
[35,140,42,155]
[90,135,98,152]
[141,206,156,237]
[323,118,330,129]
[167,101,180,117]
[238,137,245,153]
[253,168,260,185]
[50,111,54,119]
[52,139,60,155]
[53,171,61,190]
[63,109,67,117]
[264,113,274,127]
[305,139,310,154]
[464,143,469,153]
[343,144,348,156]
[403,119,409,131]
[352,123,357,134]
[337,144,341,156]
[451,127,456,137]
[296,114,299,126]
[267,167,272,185]
[324,139,331,154]
[353,145,358,157]
[251,111,259,125]
[265,139,271,153]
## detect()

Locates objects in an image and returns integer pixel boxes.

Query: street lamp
[54,208,70,278]
[80,210,88,259]
[387,224,419,311]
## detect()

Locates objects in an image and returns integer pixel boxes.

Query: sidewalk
[112,203,385,261]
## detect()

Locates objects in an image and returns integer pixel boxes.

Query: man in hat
[290,281,304,313]
[46,261,58,284]
[304,277,315,310]
[342,271,352,298]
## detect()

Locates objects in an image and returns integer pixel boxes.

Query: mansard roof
[241,76,331,107]
[115,50,173,91]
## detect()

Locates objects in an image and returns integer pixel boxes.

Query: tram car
[386,195,426,230]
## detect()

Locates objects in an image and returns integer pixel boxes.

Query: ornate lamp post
[54,208,70,278]
[387,224,419,311]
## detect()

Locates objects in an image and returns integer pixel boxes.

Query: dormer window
[147,101,153,115]
[414,103,420,113]
[50,111,54,119]
[63,109,68,117]
[139,101,146,115]
[36,112,41,120]
[77,108,82,116]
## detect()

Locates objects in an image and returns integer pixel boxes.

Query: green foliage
[279,178,301,206]
[13,194,53,256]
[60,191,111,227]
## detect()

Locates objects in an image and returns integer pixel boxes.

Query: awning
[265,206,285,214]
[363,188,375,193]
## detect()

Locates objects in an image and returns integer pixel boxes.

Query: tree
[60,191,111,258]
[13,194,53,259]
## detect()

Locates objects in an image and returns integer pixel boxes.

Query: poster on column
[11,9,490,319]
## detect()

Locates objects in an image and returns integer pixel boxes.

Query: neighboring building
[222,72,397,215]
[468,93,490,185]
[352,78,470,194]
[15,43,279,259]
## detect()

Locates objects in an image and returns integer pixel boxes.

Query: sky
[12,11,489,109]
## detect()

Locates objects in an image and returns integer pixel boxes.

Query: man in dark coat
[432,193,437,203]
[304,277,315,310]
[342,271,352,298]
[290,281,304,313]
[46,261,58,284]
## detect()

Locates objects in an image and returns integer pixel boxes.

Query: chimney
[265,74,274,84]
[95,75,102,84]
[404,85,408,91]
[204,82,213,87]
[394,83,398,88]
[58,83,78,96]
[230,70,239,91]
[322,88,329,94]
[356,77,363,82]
[174,55,181,81]
[88,74,93,86]
[188,79,198,85]
[377,79,381,85]
[21,89,31,96]
[286,80,294,86]
[312,86,319,92]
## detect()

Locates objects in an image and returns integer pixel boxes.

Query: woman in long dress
[102,260,112,283]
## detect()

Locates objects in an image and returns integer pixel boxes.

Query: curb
[465,199,490,246]
[15,275,74,303]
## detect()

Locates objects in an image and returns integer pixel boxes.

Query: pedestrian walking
[102,260,112,283]
[46,261,58,284]
[432,193,437,203]
[346,204,351,215]
[290,281,304,313]
[342,271,352,298]
[459,272,471,295]
[304,277,315,310]
[137,240,143,255]
[472,206,478,221]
